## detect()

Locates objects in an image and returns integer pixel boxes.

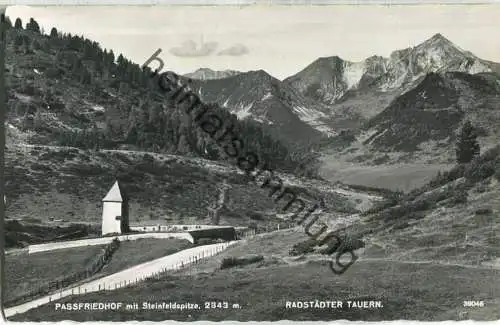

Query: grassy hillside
[4,219,99,248]
[97,238,193,277]
[5,245,105,304]
[5,142,357,227]
[5,238,192,308]
[349,145,500,267]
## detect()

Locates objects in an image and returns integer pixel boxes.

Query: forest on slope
[4,16,320,177]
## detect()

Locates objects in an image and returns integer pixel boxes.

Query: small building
[101,181,129,236]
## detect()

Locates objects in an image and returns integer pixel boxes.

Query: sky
[6,4,500,80]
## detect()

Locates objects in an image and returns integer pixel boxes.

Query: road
[5,241,238,317]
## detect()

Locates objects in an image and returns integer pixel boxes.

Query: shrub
[475,208,493,216]
[451,190,468,204]
[465,160,496,182]
[220,255,264,269]
[289,238,317,256]
[456,120,480,164]
[196,238,220,246]
[494,168,500,182]
[248,211,264,221]
[392,221,410,231]
[23,217,42,224]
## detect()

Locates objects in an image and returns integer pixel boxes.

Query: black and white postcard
[1,3,499,322]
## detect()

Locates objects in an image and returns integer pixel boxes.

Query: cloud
[169,40,218,57]
[217,44,250,56]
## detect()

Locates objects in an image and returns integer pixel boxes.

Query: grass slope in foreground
[10,255,500,321]
[5,238,192,308]
[5,245,106,304]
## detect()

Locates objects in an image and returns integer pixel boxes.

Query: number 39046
[463,300,484,307]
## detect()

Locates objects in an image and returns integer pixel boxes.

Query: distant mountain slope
[184,68,241,80]
[364,71,500,152]
[188,70,330,142]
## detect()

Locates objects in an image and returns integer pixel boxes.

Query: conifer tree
[26,18,40,33]
[4,16,12,29]
[14,18,23,29]
[456,120,480,163]
[50,27,58,38]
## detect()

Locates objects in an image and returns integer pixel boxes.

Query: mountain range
[184,33,500,162]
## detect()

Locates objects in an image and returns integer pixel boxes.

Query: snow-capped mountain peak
[184,68,241,80]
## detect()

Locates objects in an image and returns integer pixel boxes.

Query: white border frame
[1,1,499,324]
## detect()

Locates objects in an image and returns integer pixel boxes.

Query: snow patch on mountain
[314,125,338,137]
[262,92,273,101]
[184,68,241,80]
[366,128,389,146]
[235,102,255,119]
[357,129,381,143]
[343,61,366,89]
[292,105,327,122]
[466,60,492,74]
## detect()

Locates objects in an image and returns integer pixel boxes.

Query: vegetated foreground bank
[346,145,500,267]
[10,258,500,321]
[4,238,193,308]
[96,238,193,277]
[5,245,106,304]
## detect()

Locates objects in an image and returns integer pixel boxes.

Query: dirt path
[359,257,500,270]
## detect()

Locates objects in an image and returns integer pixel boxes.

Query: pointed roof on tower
[102,181,125,202]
